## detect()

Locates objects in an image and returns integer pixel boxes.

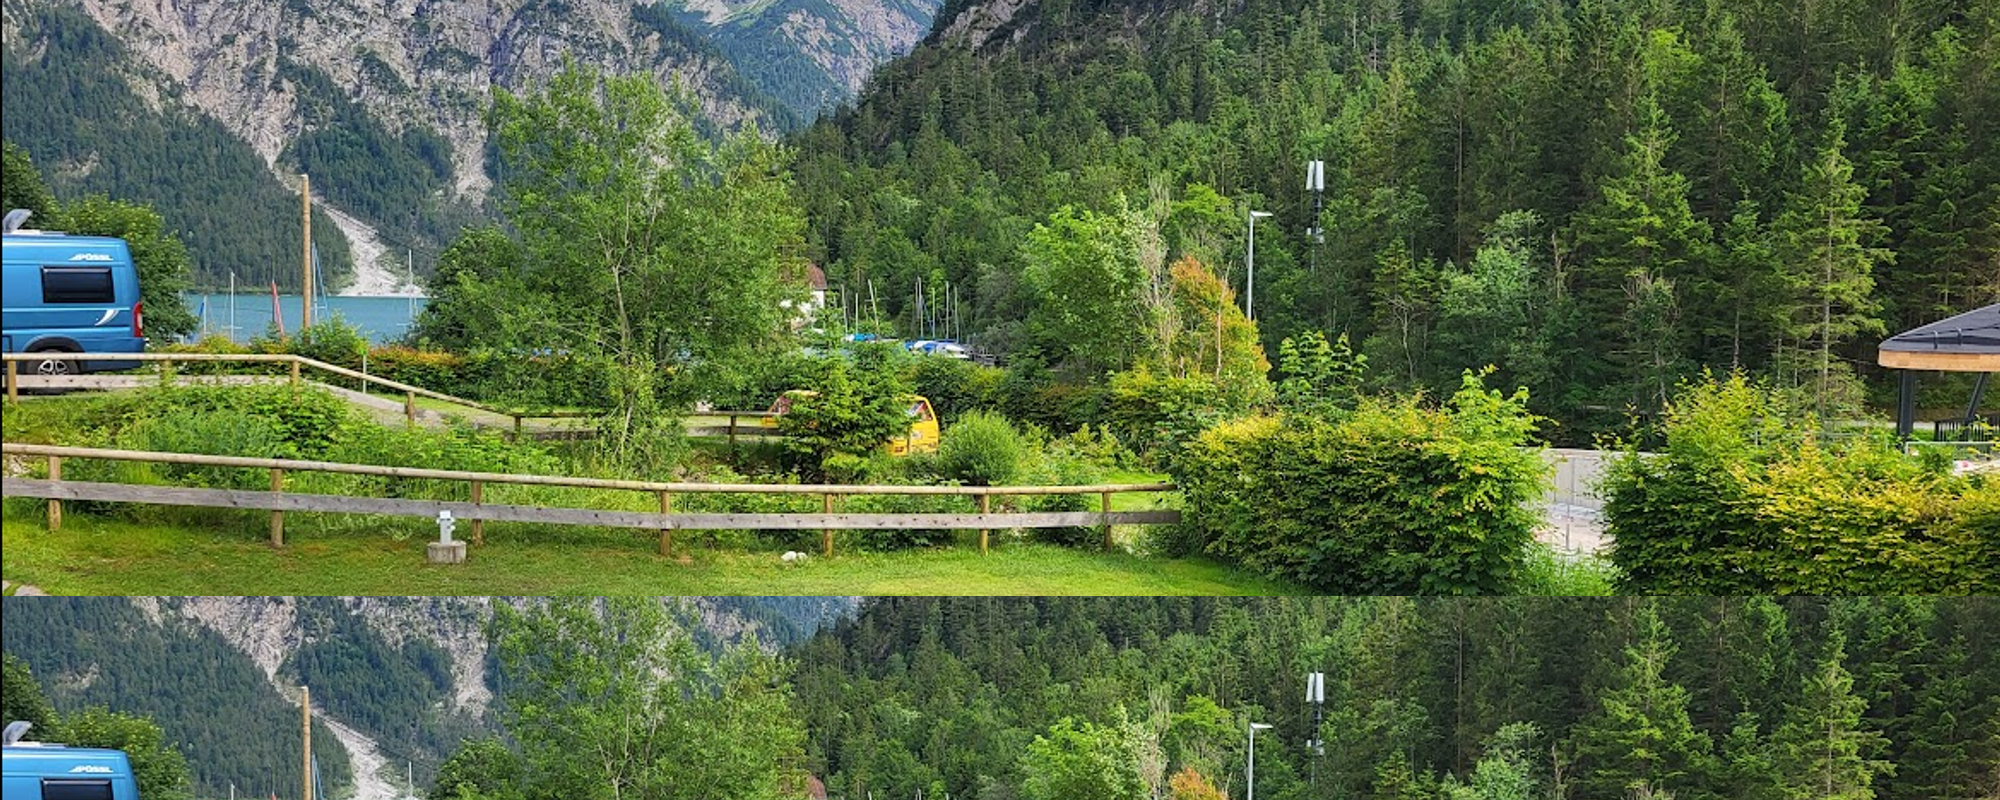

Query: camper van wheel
[28,348,77,378]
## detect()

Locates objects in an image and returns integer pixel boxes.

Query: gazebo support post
[1897,370,1916,441]
[1967,373,1989,423]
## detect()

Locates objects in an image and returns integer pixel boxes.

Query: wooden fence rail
[2,352,592,434]
[0,443,1178,557]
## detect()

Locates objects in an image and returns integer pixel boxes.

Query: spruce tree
[1569,97,1712,412]
[1770,636,1893,800]
[1771,124,1891,419]
[1569,604,1716,800]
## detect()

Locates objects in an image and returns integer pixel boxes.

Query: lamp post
[1247,210,1273,322]
[1248,721,1273,800]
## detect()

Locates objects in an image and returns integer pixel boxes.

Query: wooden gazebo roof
[1878,302,2000,372]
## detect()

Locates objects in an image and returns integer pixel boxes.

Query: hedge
[1170,372,1547,594]
[1601,375,1999,594]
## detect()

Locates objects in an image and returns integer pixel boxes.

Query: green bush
[1602,374,1999,594]
[125,408,291,490]
[906,357,1005,422]
[996,364,1106,435]
[1515,545,1620,596]
[1170,372,1547,594]
[1019,454,1100,547]
[279,316,370,369]
[366,345,463,391]
[1104,368,1228,465]
[845,491,972,550]
[937,411,1027,486]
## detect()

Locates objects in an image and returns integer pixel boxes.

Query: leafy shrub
[1044,423,1132,470]
[124,408,291,490]
[1019,454,1101,547]
[996,364,1106,435]
[280,316,370,369]
[906,357,1005,422]
[705,349,827,411]
[1515,545,1620,596]
[1602,374,1999,594]
[937,411,1027,486]
[113,383,353,458]
[458,349,616,410]
[1104,368,1228,465]
[845,490,972,550]
[1170,372,1546,594]
[1276,331,1368,415]
[366,345,463,391]
[674,467,822,550]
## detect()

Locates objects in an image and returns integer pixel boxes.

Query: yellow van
[762,391,942,455]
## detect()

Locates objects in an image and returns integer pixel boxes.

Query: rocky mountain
[666,0,944,119]
[1,596,856,800]
[0,0,938,290]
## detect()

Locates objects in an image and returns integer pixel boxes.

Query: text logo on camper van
[69,253,114,262]
[69,766,114,773]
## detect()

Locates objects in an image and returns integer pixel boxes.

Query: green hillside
[0,597,357,799]
[1,5,355,290]
[794,596,2000,800]
[793,0,2000,432]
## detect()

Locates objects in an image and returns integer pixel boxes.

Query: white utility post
[1247,210,1273,321]
[1248,721,1273,800]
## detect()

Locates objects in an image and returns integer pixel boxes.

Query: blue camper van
[1,744,142,800]
[2,210,147,378]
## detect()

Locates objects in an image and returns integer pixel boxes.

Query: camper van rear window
[41,267,116,304]
[40,778,114,800]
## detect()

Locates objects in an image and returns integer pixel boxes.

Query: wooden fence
[2,352,592,435]
[0,443,1179,557]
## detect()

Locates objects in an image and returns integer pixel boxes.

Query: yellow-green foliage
[1603,374,1998,594]
[1171,372,1546,594]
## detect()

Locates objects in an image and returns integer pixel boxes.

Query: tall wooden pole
[301,175,314,330]
[301,685,313,800]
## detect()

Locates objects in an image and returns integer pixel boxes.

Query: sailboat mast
[301,175,314,330]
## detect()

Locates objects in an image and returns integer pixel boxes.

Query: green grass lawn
[0,506,1301,596]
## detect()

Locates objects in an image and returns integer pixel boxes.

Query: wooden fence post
[269,468,285,547]
[1101,491,1114,550]
[405,392,417,425]
[822,493,834,557]
[46,456,61,531]
[978,494,991,555]
[658,491,674,557]
[728,414,739,451]
[512,416,523,442]
[469,480,485,545]
[289,360,301,393]
[6,360,18,405]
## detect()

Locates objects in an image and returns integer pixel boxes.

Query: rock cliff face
[90,597,853,798]
[1,0,936,288]
[676,0,943,114]
[44,0,768,203]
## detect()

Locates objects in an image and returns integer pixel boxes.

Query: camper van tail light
[132,301,144,337]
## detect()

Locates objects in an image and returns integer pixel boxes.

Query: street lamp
[1248,721,1274,800]
[1246,210,1273,322]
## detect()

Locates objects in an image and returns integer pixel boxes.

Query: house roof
[1878,302,2000,371]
